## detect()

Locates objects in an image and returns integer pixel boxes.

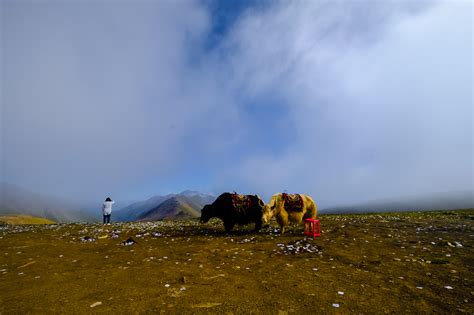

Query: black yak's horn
[258,199,264,207]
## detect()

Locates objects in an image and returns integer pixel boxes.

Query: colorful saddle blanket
[282,193,303,212]
[231,192,251,213]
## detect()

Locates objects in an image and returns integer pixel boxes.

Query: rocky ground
[0,210,473,314]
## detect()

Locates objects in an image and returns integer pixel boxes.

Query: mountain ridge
[138,196,201,221]
[115,191,215,222]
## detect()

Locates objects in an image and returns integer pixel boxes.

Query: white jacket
[102,200,115,215]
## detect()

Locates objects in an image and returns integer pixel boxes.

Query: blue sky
[1,0,472,208]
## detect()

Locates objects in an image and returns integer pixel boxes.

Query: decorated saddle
[231,192,251,213]
[282,193,303,212]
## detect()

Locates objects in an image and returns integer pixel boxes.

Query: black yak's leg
[254,220,262,232]
[224,220,235,233]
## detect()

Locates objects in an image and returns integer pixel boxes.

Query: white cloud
[2,1,238,201]
[2,0,472,207]
[213,1,473,206]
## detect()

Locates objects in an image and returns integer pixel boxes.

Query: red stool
[304,218,321,238]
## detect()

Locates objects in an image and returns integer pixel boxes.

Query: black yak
[200,192,267,233]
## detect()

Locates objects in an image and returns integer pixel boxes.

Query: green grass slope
[0,214,56,225]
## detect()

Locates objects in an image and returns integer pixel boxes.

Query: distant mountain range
[0,183,214,223]
[322,190,474,214]
[0,183,98,222]
[115,190,215,222]
[2,182,471,222]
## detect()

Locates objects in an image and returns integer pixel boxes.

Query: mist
[1,0,472,209]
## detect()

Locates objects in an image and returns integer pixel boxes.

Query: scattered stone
[122,238,137,246]
[17,261,36,269]
[332,303,340,308]
[276,239,321,255]
[80,236,96,242]
[90,301,102,308]
[205,274,225,280]
[192,302,222,308]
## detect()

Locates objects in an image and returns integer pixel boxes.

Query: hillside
[114,194,173,222]
[0,183,96,223]
[138,196,201,221]
[0,215,56,225]
[116,191,215,221]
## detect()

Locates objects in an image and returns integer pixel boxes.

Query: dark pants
[103,214,111,224]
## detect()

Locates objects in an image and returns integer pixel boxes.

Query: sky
[1,0,473,209]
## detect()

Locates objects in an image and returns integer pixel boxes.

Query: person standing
[102,197,114,225]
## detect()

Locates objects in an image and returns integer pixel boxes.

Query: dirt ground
[0,210,473,314]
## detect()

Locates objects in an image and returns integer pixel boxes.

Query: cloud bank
[213,1,473,205]
[1,0,472,208]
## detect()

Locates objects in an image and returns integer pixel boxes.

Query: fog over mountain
[323,190,474,214]
[1,1,472,210]
[0,182,97,222]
